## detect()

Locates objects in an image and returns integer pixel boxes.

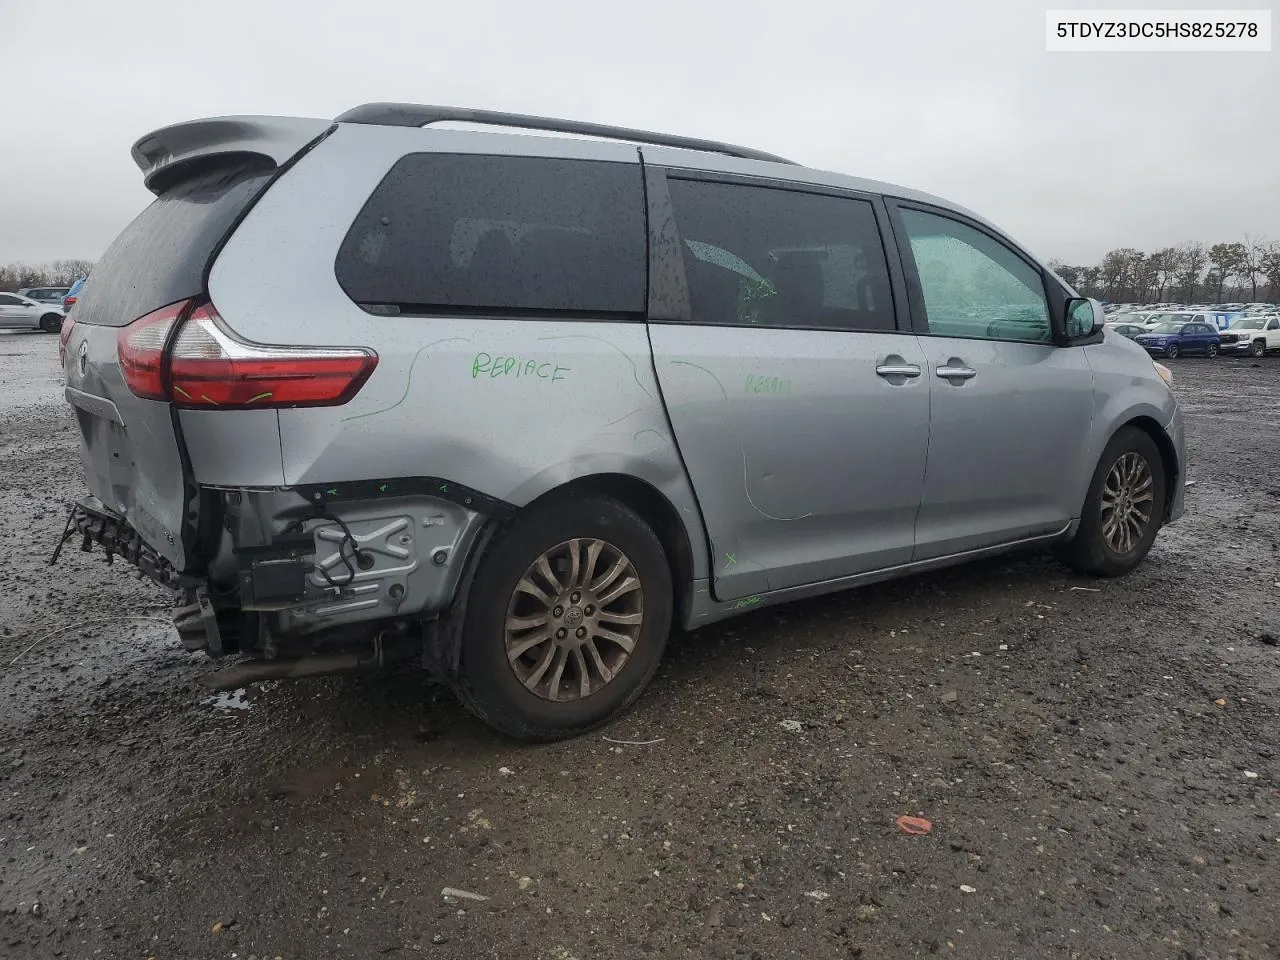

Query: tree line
[0,260,96,293]
[1049,236,1280,305]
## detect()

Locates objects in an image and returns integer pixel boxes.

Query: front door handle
[875,363,921,379]
[936,363,977,381]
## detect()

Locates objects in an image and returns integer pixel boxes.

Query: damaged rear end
[58,115,481,680]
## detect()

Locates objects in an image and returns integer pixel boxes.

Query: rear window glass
[336,154,645,316]
[666,178,895,332]
[73,159,274,327]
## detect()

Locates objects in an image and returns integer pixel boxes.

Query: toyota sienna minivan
[57,103,1186,740]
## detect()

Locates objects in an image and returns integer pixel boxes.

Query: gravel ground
[1,330,1277,960]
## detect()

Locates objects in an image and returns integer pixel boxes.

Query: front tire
[1250,339,1265,358]
[1165,343,1179,358]
[1206,342,1219,358]
[457,494,672,741]
[1055,426,1167,577]
[39,313,63,334]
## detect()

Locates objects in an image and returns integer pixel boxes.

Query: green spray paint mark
[342,336,474,422]
[730,595,763,610]
[325,488,339,497]
[744,374,792,396]
[246,391,273,403]
[471,352,569,382]
[378,483,389,493]
[439,484,449,493]
[724,553,737,566]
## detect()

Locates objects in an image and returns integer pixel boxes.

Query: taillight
[118,301,185,400]
[118,299,378,408]
[58,316,76,366]
[64,296,76,310]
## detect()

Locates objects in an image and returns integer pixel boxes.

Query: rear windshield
[335,153,646,316]
[73,159,274,327]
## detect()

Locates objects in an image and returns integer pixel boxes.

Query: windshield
[1229,318,1266,330]
[1150,322,1184,333]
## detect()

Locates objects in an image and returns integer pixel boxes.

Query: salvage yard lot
[1,331,1277,960]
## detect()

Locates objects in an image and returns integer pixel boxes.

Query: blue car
[63,277,87,312]
[1133,320,1220,359]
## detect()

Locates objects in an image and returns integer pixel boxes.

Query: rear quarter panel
[207,124,710,579]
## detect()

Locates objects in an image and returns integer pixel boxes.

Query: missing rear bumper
[52,497,181,590]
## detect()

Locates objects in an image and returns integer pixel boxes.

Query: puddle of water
[203,688,252,712]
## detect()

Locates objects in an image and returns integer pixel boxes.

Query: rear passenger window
[900,208,1050,344]
[666,178,895,331]
[336,154,645,316]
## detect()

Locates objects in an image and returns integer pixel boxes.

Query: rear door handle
[875,363,921,379]
[936,364,977,381]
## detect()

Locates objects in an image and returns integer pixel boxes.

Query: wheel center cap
[564,606,584,628]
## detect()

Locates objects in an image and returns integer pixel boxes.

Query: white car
[0,292,66,333]
[1218,316,1280,357]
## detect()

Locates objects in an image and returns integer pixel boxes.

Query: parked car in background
[1218,315,1280,357]
[56,103,1188,741]
[1106,322,1146,339]
[1134,320,1220,358]
[0,292,66,333]
[18,286,71,305]
[63,277,87,311]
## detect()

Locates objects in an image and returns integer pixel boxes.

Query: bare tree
[1150,247,1179,301]
[1047,259,1083,291]
[1077,265,1100,298]
[1208,242,1247,303]
[1174,242,1207,301]
[1259,242,1280,302]
[1237,235,1267,301]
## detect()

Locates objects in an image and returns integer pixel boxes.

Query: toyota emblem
[77,340,88,375]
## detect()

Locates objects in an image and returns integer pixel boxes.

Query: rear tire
[456,494,672,742]
[1251,339,1265,358]
[1055,426,1167,577]
[39,313,62,334]
[1165,343,1179,358]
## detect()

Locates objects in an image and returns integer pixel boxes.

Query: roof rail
[334,102,797,166]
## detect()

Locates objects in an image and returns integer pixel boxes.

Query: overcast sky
[1,0,1275,267]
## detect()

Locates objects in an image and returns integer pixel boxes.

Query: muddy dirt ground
[1,329,1277,960]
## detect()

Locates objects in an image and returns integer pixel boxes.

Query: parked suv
[1218,315,1280,357]
[57,104,1187,740]
[1134,320,1222,358]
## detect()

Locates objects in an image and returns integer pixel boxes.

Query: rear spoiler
[131,116,333,194]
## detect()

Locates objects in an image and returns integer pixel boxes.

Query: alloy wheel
[503,538,645,702]
[1100,452,1154,555]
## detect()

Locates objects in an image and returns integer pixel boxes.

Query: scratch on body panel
[536,334,654,398]
[669,360,813,522]
[342,336,475,422]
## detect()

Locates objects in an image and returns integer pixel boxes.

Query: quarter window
[666,178,895,332]
[899,208,1050,343]
[336,154,646,316]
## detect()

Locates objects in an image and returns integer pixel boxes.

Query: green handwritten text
[745,374,791,396]
[471,352,569,383]
[730,595,763,610]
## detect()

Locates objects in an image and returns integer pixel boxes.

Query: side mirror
[1065,298,1101,339]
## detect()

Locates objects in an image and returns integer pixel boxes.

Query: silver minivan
[57,104,1187,740]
